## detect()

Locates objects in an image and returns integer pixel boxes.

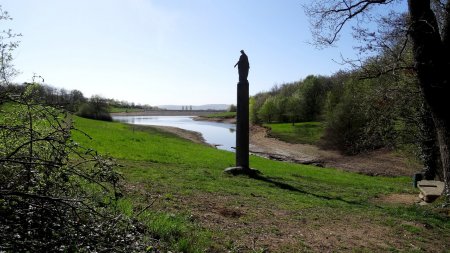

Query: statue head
[240,50,245,54]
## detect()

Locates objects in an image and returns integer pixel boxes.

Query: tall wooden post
[236,80,249,169]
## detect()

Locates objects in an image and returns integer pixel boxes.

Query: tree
[285,94,303,125]
[0,6,20,85]
[258,97,277,123]
[67,89,86,112]
[228,104,237,112]
[298,75,329,121]
[76,95,112,121]
[249,97,258,124]
[306,0,450,202]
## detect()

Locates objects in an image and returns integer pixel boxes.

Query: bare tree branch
[305,0,396,46]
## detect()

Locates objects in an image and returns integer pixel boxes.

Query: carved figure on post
[234,50,250,82]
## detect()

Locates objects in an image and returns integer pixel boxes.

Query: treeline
[1,83,159,121]
[250,75,333,124]
[251,70,440,178]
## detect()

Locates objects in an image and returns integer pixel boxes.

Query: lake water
[112,116,236,151]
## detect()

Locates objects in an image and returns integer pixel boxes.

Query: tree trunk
[420,102,443,180]
[408,0,450,201]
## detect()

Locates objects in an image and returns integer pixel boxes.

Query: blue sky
[2,0,397,106]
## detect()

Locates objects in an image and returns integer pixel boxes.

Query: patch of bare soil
[140,190,448,252]
[250,125,421,177]
[372,193,420,205]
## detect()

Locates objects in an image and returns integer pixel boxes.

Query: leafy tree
[251,92,271,123]
[322,76,397,154]
[67,89,86,112]
[258,97,277,123]
[0,6,20,85]
[271,95,288,122]
[76,95,112,121]
[249,97,258,124]
[285,94,303,125]
[228,104,237,112]
[306,0,450,201]
[298,76,329,121]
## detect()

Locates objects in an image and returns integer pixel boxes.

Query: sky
[1,0,404,106]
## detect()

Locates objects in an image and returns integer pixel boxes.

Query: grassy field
[72,116,450,252]
[202,111,236,119]
[264,122,325,145]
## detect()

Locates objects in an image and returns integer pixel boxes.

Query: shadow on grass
[248,173,364,206]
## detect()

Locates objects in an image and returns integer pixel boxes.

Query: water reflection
[113,116,236,152]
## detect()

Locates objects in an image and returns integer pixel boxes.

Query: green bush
[322,78,396,154]
[0,85,151,252]
[76,95,112,121]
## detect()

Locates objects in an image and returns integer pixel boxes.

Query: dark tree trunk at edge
[408,0,450,200]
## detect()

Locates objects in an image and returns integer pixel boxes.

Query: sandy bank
[148,125,211,147]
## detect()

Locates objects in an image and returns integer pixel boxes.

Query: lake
[112,116,236,151]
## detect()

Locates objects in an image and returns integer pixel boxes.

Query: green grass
[202,111,236,119]
[264,122,325,145]
[72,116,450,252]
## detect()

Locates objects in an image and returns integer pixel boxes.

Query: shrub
[0,85,151,251]
[321,78,396,154]
[76,95,112,121]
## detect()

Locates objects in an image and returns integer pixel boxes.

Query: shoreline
[148,125,212,147]
[117,115,420,177]
[111,110,225,117]
[194,116,236,124]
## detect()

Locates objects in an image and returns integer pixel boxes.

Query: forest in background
[250,49,441,181]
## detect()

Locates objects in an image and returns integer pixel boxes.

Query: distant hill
[158,104,229,111]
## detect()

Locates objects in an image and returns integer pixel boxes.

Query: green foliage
[253,75,331,124]
[249,97,258,124]
[250,70,429,161]
[322,80,369,154]
[284,93,303,124]
[320,70,426,155]
[76,95,112,121]
[0,84,151,251]
[0,6,20,84]
[297,75,329,121]
[203,111,236,119]
[228,104,237,112]
[258,96,277,122]
[265,122,325,145]
[322,77,399,154]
